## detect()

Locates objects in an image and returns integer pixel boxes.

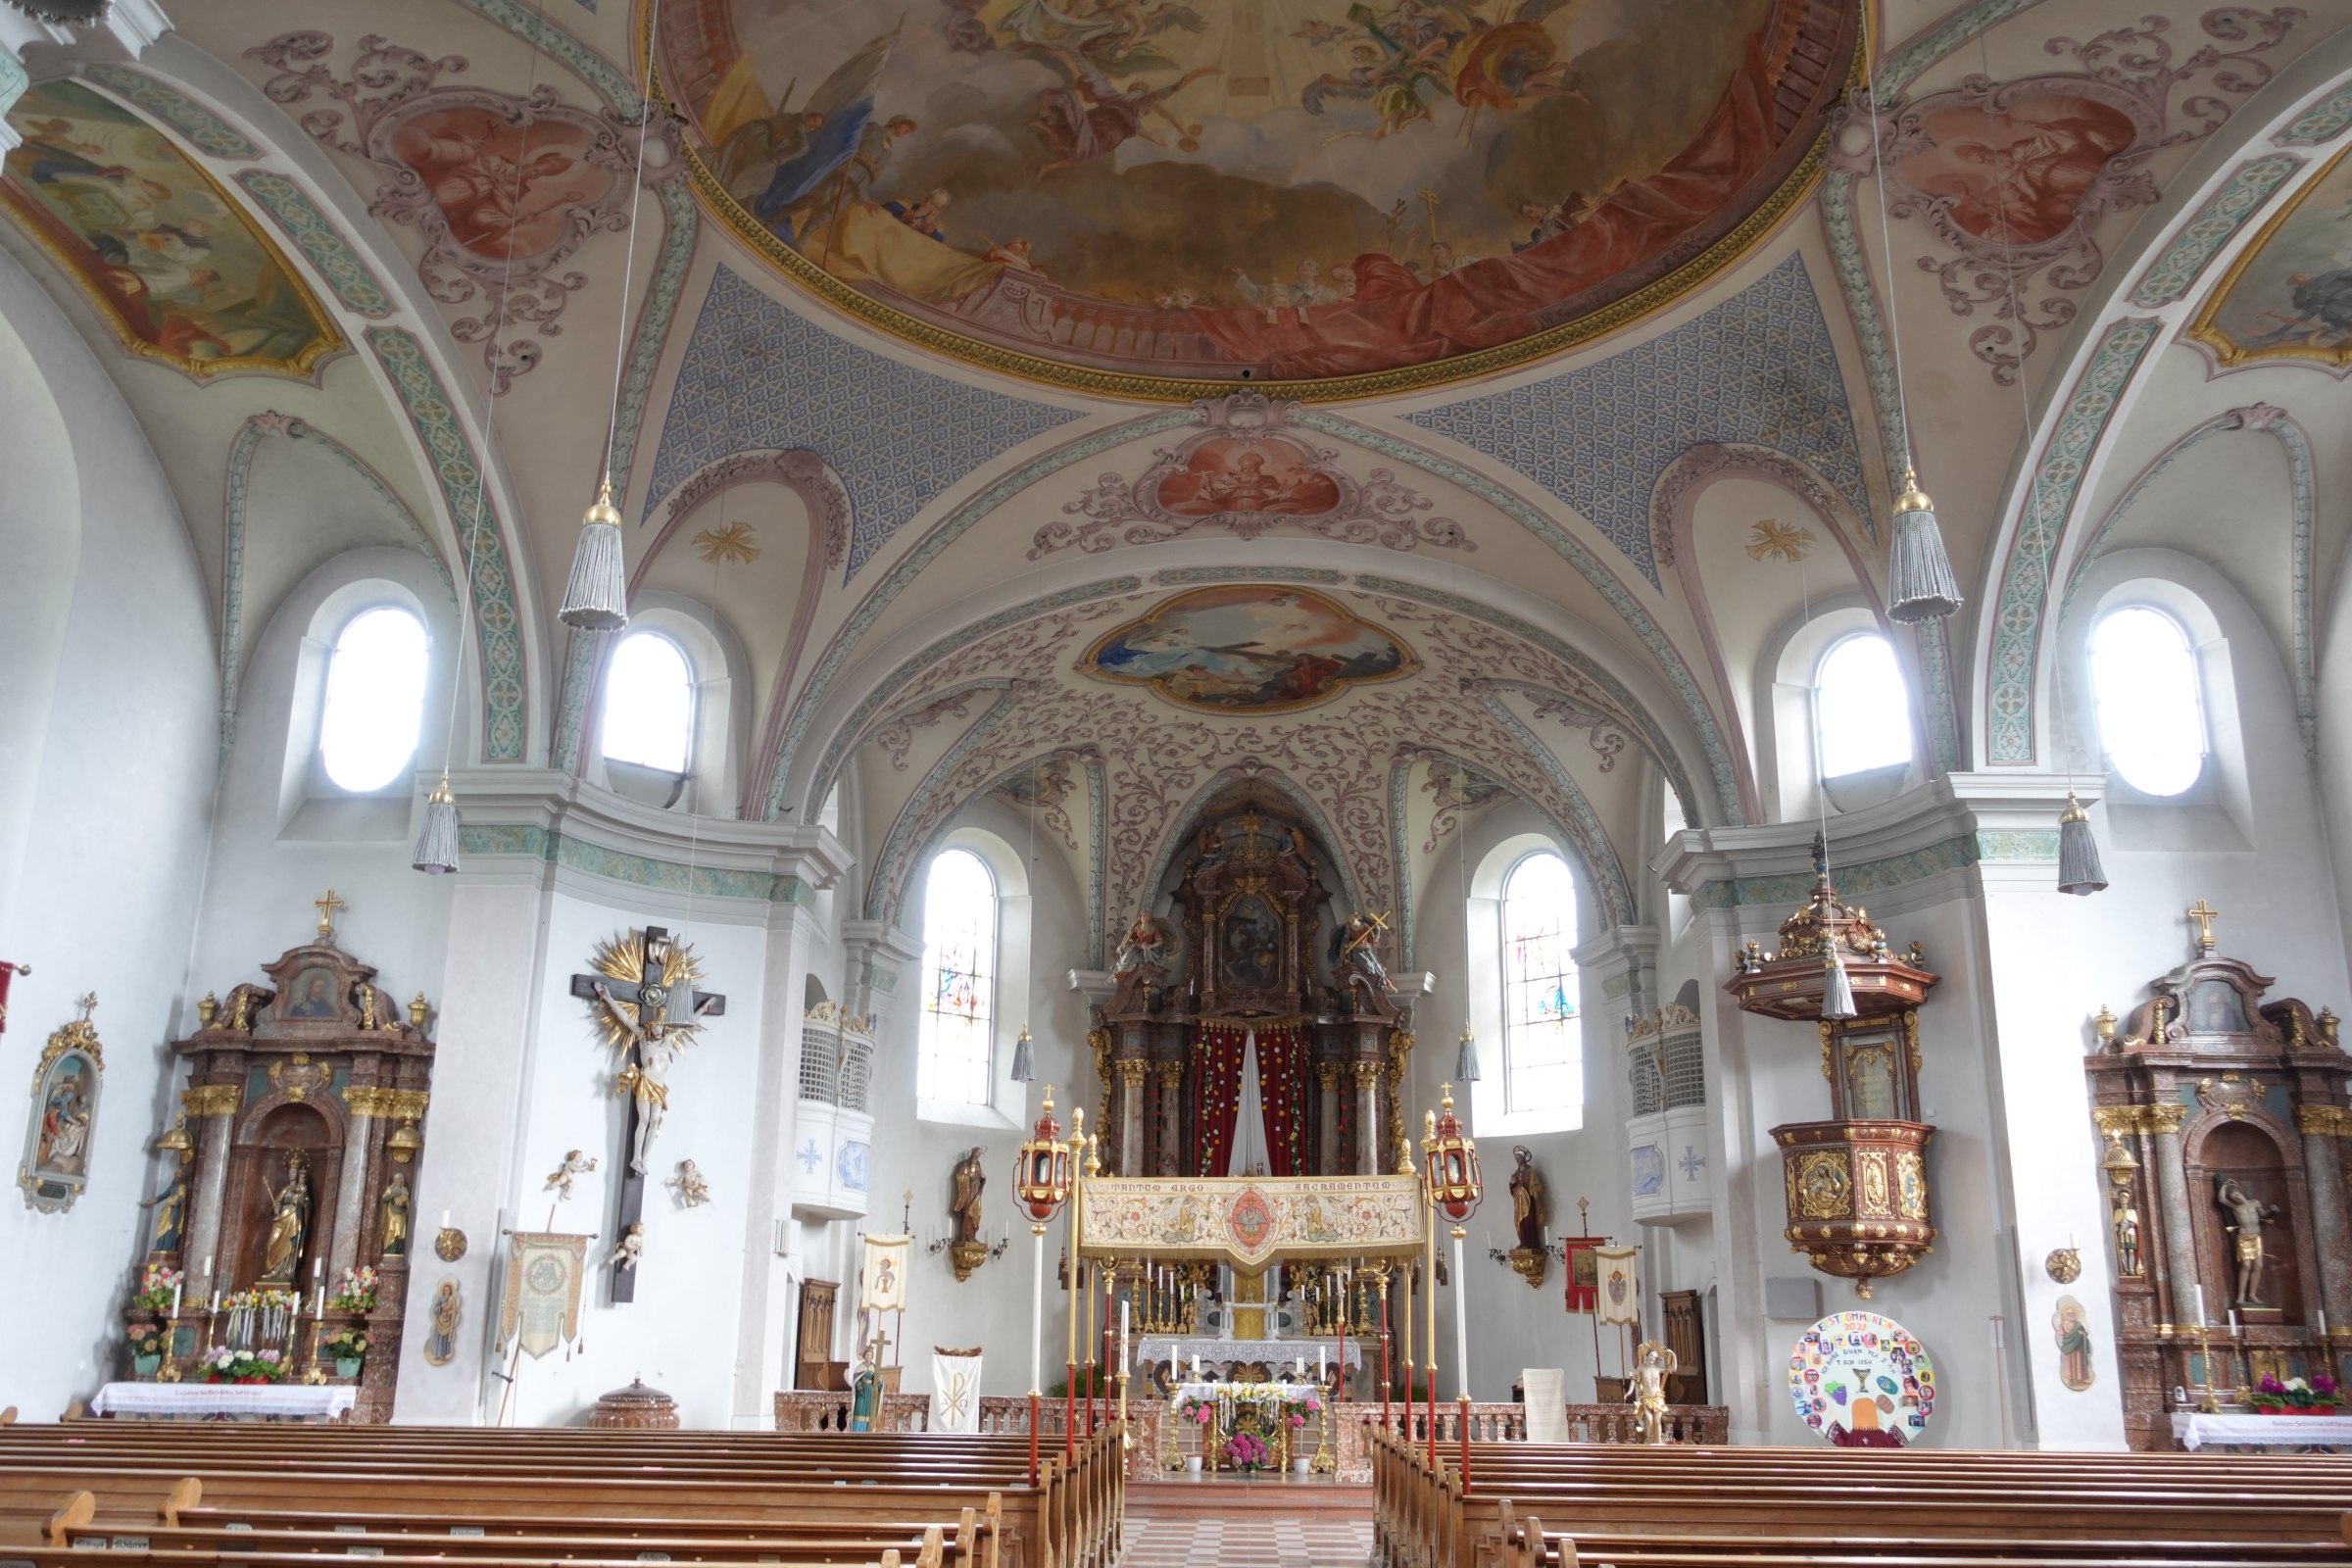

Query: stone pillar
[180,1081,242,1296]
[1152,1060,1182,1176]
[1316,1063,1341,1175]
[1353,1059,1383,1175]
[329,1104,375,1282]
[735,900,818,1423]
[1117,1058,1148,1176]
[2149,1104,2199,1327]
[2294,1104,2352,1335]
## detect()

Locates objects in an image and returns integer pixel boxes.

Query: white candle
[1192,1353,1200,1379]
[315,1285,325,1319]
[2229,1308,2239,1335]
[1318,1346,1327,1379]
[1293,1357,1303,1378]
[2194,1283,2207,1328]
[209,1289,220,1313]
[171,1281,182,1317]
[313,1258,323,1283]
[2322,1309,2330,1338]
[442,1209,451,1231]
[201,1253,213,1282]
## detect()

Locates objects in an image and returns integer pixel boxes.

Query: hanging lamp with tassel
[559,479,630,630]
[1010,1025,1037,1085]
[2056,791,2108,897]
[1821,946,1859,1021]
[1885,466,1962,624]
[412,772,461,875]
[1454,1023,1481,1084]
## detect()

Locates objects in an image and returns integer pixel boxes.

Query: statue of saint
[259,1152,313,1284]
[2216,1176,2281,1305]
[2111,1185,2142,1278]
[379,1171,412,1256]
[951,1146,987,1246]
[1330,911,1395,994]
[422,1278,461,1366]
[1508,1145,1546,1254]
[1114,912,1168,975]
[142,1167,189,1255]
[1627,1340,1678,1445]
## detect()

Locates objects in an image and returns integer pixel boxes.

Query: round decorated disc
[1788,1310,1936,1446]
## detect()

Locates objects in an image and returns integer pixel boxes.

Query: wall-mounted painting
[1,79,343,380]
[1080,584,1414,713]
[18,995,104,1214]
[655,0,1854,395]
[2191,143,2352,372]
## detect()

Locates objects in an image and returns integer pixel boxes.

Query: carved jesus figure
[595,978,713,1174]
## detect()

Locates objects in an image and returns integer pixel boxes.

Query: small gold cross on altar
[314,888,347,939]
[2186,899,2220,954]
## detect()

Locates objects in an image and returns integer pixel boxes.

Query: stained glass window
[917,848,997,1104]
[2092,606,2205,797]
[602,631,695,773]
[319,606,427,792]
[1501,851,1581,1117]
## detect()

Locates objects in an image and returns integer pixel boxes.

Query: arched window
[1814,633,1911,780]
[602,631,695,774]
[917,848,997,1105]
[318,606,427,791]
[2091,606,2205,796]
[1500,851,1581,1117]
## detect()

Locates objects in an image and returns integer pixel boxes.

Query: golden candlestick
[1117,1369,1131,1450]
[2193,1320,2221,1413]
[155,1313,183,1383]
[301,1315,328,1385]
[1312,1380,1336,1474]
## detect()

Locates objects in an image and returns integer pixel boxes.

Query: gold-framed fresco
[2189,141,2352,373]
[18,994,103,1214]
[1078,584,1415,714]
[0,79,344,381]
[651,0,1858,401]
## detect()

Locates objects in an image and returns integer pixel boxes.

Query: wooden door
[1661,1288,1707,1405]
[795,1278,843,1391]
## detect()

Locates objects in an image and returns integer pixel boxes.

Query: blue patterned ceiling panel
[643,267,1084,577]
[1401,254,1869,589]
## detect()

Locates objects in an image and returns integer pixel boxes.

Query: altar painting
[660,0,1845,390]
[0,81,343,380]
[1080,585,1413,712]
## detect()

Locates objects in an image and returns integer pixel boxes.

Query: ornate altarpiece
[153,921,436,1420]
[2085,929,2352,1450]
[1093,800,1410,1186]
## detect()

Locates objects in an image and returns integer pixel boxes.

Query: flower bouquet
[323,1327,369,1379]
[330,1265,379,1314]
[198,1346,287,1385]
[126,1322,168,1377]
[134,1263,183,1314]
[1220,1430,1270,1471]
[1283,1390,1323,1429]
[2249,1373,2339,1412]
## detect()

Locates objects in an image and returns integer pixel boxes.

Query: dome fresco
[660,0,1857,396]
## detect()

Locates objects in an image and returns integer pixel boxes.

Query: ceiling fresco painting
[0,80,344,379]
[1079,583,1417,712]
[661,0,1858,395]
[2193,142,2352,371]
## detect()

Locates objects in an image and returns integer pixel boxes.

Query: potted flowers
[1220,1430,1270,1472]
[330,1265,379,1314]
[197,1347,287,1385]
[1284,1391,1321,1473]
[324,1327,369,1379]
[1176,1393,1213,1472]
[2249,1373,2340,1413]
[134,1263,182,1315]
[126,1323,167,1378]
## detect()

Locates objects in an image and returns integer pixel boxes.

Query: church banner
[1593,1244,1642,1325]
[495,1231,589,1360]
[1076,1175,1424,1269]
[858,1233,910,1314]
[930,1348,983,1433]
[1560,1237,1608,1313]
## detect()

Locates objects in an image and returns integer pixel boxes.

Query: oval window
[318,606,428,792]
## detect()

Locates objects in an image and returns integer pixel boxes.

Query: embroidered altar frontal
[1077,1175,1424,1269]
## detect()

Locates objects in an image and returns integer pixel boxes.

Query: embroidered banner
[858,1233,910,1314]
[496,1231,588,1360]
[1593,1243,1642,1326]
[930,1348,982,1433]
[1560,1236,1608,1313]
[1076,1175,1424,1268]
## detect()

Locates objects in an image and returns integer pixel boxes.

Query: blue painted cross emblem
[796,1138,822,1174]
[1679,1145,1706,1181]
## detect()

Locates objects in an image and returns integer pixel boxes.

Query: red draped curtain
[1254,1024,1310,1177]
[1192,1023,1247,1177]
[1192,1021,1313,1177]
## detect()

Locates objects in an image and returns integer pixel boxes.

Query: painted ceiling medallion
[1079,584,1414,714]
[2192,142,2352,374]
[657,0,1855,399]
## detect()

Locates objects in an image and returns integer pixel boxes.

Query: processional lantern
[1728,834,1939,1299]
[1420,1085,1484,1222]
[1015,1086,1074,1226]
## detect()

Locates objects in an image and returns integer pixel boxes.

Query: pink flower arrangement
[1221,1431,1269,1470]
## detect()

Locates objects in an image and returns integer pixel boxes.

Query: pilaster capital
[1351,1059,1385,1089]
[180,1083,241,1118]
[1115,1058,1149,1089]
[2147,1102,2190,1134]
[2293,1102,2352,1137]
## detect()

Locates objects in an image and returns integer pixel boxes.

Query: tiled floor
[1118,1510,1375,1566]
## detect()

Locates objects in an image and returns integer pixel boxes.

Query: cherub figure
[610,1222,645,1271]
[668,1159,711,1208]
[546,1149,599,1200]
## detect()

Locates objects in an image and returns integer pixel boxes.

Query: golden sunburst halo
[586,928,709,1056]
[693,521,760,564]
[1744,518,1816,564]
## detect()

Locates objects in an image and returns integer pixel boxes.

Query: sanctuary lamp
[1728,834,1940,1300]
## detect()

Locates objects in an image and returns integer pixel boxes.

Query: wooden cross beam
[567,926,727,1304]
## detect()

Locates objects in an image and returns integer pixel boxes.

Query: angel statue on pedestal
[1627,1340,1679,1445]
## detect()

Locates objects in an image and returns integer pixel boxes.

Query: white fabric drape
[930,1351,982,1433]
[1229,1029,1268,1177]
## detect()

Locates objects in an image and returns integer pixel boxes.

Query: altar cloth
[88,1382,357,1422]
[2172,1411,2351,1450]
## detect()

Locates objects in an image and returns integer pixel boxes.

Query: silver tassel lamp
[559,478,630,631]
[1009,1025,1036,1084]
[1454,1023,1481,1083]
[1885,466,1963,624]
[2057,791,2108,897]
[1821,947,1858,1021]
[412,772,461,875]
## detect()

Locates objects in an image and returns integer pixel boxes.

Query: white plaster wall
[0,248,217,1419]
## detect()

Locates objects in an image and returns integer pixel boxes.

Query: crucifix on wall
[569,926,725,1303]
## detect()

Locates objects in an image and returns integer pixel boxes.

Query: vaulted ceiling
[8,0,2352,951]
